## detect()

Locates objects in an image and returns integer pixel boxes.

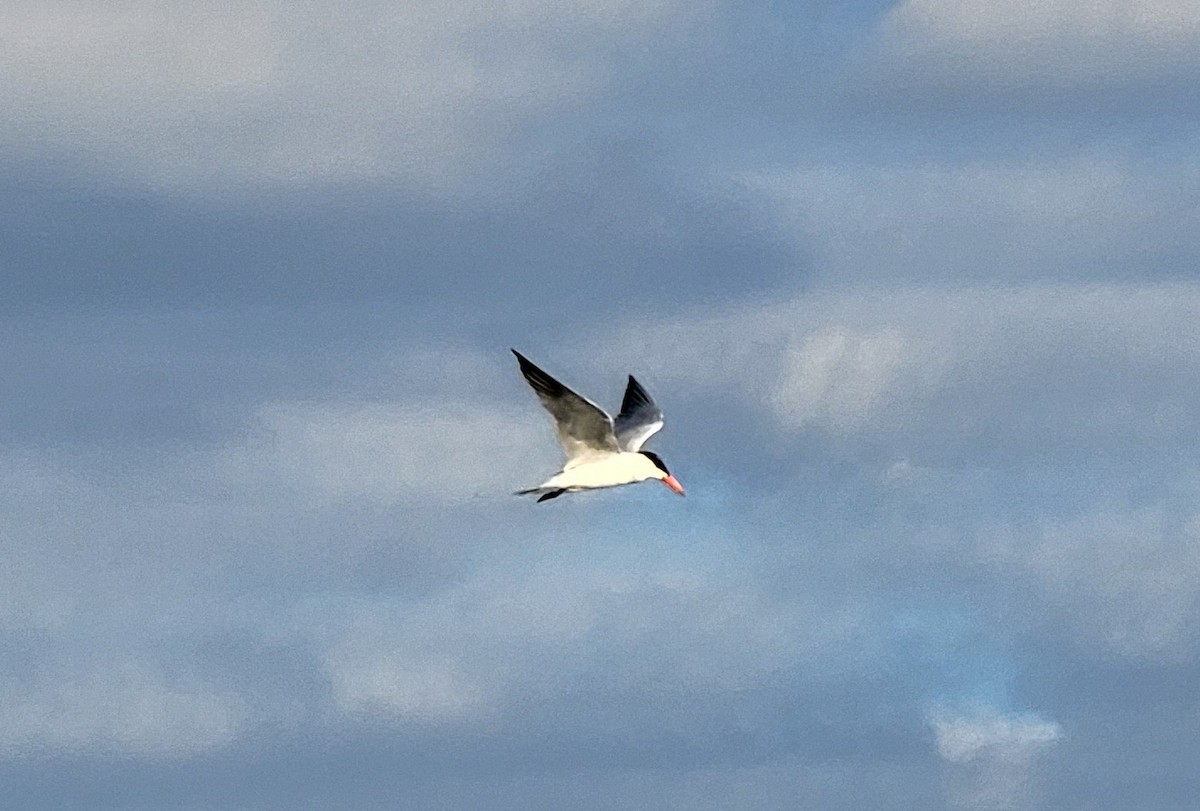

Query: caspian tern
[512,350,685,502]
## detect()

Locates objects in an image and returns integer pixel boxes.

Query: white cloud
[0,658,245,757]
[327,654,490,723]
[219,400,551,505]
[932,712,1061,764]
[931,711,1062,811]
[771,328,907,435]
[319,558,872,730]
[879,0,1200,87]
[972,504,1200,659]
[894,0,1200,46]
[0,0,704,190]
[586,284,1200,673]
[595,281,1200,460]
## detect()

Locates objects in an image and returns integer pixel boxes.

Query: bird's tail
[514,487,566,502]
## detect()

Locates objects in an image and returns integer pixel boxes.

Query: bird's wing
[613,375,664,452]
[512,350,619,463]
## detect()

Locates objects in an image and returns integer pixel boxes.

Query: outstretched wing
[613,375,664,452]
[512,350,619,463]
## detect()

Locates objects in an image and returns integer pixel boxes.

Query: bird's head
[639,451,685,496]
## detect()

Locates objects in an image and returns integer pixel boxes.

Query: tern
[512,350,685,502]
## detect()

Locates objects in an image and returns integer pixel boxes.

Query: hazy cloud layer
[0,657,245,758]
[747,154,1200,285]
[880,0,1200,87]
[594,283,1200,465]
[4,0,1200,808]
[0,0,709,190]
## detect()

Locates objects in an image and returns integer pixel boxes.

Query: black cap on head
[640,451,670,475]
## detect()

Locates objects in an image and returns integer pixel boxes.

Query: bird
[511,349,685,502]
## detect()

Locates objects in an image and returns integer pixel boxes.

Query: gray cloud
[0,0,713,191]
[745,154,1200,285]
[3,291,1199,808]
[0,0,889,199]
[0,656,245,759]
[877,0,1200,89]
[591,282,1200,466]
[0,140,795,315]
[4,1,1200,807]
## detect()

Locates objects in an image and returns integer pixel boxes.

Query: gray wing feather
[512,350,619,462]
[614,375,664,452]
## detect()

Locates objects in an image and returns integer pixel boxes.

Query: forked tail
[514,487,566,502]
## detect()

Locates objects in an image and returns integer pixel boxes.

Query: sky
[2,1,1199,808]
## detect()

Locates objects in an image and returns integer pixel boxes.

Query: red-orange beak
[662,474,685,496]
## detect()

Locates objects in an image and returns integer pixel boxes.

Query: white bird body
[539,451,666,492]
[511,350,684,502]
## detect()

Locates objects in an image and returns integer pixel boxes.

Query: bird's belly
[548,456,642,490]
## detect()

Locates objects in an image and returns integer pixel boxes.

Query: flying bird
[511,349,685,502]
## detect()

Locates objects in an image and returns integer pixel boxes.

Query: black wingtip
[511,349,533,374]
[512,349,538,373]
[620,374,654,414]
[511,351,567,399]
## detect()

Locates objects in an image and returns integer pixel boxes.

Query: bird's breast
[550,453,649,490]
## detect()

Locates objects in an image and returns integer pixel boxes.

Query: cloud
[0,0,708,190]
[595,281,1200,464]
[0,453,124,632]
[932,712,1061,764]
[744,154,1200,285]
[971,504,1200,660]
[2,294,1197,805]
[327,654,490,724]
[771,328,908,436]
[315,553,883,747]
[218,400,550,505]
[3,0,1199,804]
[931,711,1062,811]
[0,657,245,758]
[588,280,1200,667]
[878,0,1200,88]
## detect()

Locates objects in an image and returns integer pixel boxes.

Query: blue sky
[3,1,1200,808]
